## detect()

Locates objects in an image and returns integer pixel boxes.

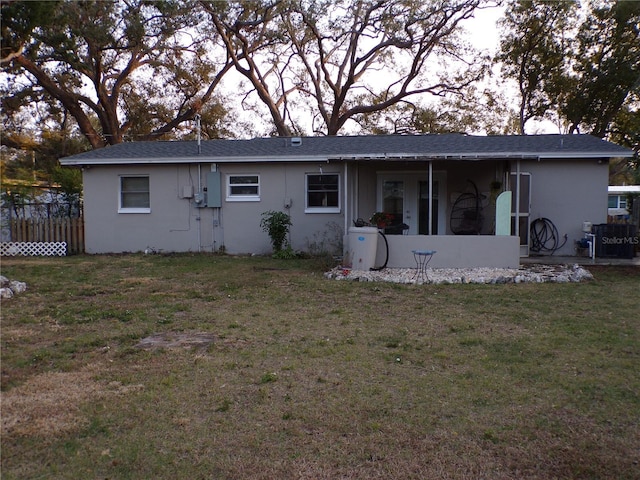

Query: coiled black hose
[370,231,389,271]
[529,217,567,254]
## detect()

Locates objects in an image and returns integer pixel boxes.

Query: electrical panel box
[207,171,222,208]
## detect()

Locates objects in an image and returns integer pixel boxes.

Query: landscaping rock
[326,264,594,285]
[9,280,27,294]
[0,288,14,299]
[0,277,27,300]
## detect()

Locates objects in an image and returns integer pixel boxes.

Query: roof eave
[60,154,333,166]
[537,151,635,159]
[59,150,634,166]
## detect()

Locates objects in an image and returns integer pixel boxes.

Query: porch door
[510,172,531,256]
[378,173,445,234]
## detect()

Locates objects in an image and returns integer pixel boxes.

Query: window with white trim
[306,173,340,213]
[119,176,150,213]
[608,195,627,209]
[227,174,260,201]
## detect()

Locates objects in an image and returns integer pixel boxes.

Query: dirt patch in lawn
[135,332,218,350]
[1,364,143,438]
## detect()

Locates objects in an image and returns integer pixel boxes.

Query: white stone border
[325,264,594,285]
[0,242,67,257]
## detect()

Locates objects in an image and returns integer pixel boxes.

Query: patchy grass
[1,255,639,479]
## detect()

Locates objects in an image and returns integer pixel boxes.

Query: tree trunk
[15,55,106,149]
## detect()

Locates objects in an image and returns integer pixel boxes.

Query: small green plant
[259,372,278,384]
[260,210,292,253]
[215,399,233,413]
[273,245,297,259]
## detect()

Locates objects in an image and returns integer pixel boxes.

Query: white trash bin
[347,227,379,271]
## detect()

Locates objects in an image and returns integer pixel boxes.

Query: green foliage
[259,372,278,384]
[497,0,578,134]
[260,210,292,253]
[1,0,231,149]
[498,0,639,141]
[51,166,82,198]
[0,1,60,55]
[564,1,640,138]
[272,245,297,259]
[1,130,85,218]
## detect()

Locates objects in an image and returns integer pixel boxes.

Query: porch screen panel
[510,172,531,248]
[382,180,404,224]
[510,173,530,214]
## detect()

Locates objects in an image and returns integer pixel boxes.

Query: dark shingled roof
[60,134,634,165]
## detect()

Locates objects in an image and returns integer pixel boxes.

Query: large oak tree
[497,0,639,142]
[496,0,577,134]
[1,0,232,149]
[202,0,489,136]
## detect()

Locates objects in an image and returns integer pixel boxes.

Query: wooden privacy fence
[7,218,84,254]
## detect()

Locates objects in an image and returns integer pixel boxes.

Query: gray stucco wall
[518,158,608,256]
[82,164,213,253]
[82,163,345,255]
[375,234,520,269]
[217,163,345,255]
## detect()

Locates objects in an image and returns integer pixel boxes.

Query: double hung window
[119,176,150,213]
[306,173,340,213]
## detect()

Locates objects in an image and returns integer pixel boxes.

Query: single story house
[60,134,634,269]
[608,185,640,217]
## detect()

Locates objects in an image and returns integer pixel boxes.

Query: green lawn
[1,254,639,479]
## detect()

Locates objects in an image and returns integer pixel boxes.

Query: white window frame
[608,194,628,209]
[226,174,260,202]
[118,175,150,214]
[305,172,341,213]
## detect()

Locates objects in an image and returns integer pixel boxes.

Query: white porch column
[428,160,433,235]
[515,159,521,238]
